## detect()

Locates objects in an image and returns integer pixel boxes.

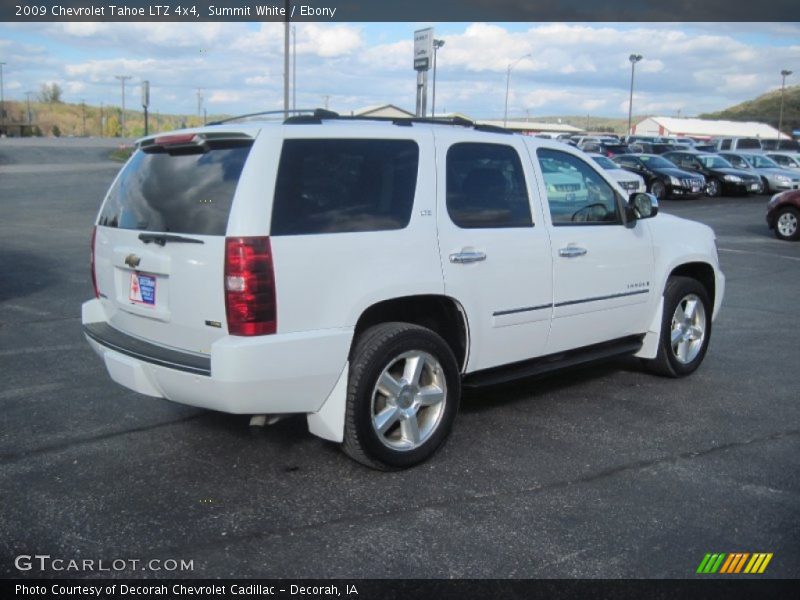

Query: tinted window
[537,148,621,225]
[719,139,731,150]
[98,141,252,235]
[446,143,532,229]
[735,138,762,150]
[271,139,419,236]
[641,155,675,169]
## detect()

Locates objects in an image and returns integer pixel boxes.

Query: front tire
[342,322,460,470]
[706,178,722,197]
[646,277,712,378]
[774,207,800,241]
[650,180,666,200]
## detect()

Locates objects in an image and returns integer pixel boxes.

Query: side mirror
[626,192,659,225]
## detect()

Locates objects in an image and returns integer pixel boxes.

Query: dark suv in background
[661,150,762,197]
[578,141,632,157]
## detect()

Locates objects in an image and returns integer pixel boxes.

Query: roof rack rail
[283,111,512,134]
[207,109,322,126]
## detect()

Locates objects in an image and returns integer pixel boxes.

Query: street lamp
[504,53,531,127]
[431,39,445,118]
[778,69,793,143]
[627,54,643,136]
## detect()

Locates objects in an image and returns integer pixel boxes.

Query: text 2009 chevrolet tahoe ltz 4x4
[82,112,724,470]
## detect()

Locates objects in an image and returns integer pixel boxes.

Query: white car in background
[587,153,646,194]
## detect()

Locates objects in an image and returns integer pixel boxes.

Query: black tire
[651,180,666,200]
[342,322,460,470]
[645,276,712,378]
[706,178,722,197]
[774,207,800,241]
[760,177,770,195]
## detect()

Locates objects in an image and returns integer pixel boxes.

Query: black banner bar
[4,579,800,600]
[3,0,800,22]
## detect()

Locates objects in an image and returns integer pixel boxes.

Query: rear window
[98,140,251,236]
[270,139,419,236]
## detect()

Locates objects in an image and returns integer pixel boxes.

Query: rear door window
[98,139,252,236]
[445,142,533,229]
[271,139,419,235]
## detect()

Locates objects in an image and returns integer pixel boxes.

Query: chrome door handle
[449,251,487,264]
[559,246,587,258]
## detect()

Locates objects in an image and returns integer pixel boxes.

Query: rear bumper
[82,299,352,415]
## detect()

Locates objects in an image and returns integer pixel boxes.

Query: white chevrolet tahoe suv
[83,111,724,470]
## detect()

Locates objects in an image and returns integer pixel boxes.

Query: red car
[767,190,800,241]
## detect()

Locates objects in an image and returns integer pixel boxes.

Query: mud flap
[306,361,349,442]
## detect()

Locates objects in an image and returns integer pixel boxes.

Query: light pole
[431,39,445,118]
[504,53,530,127]
[627,54,643,136]
[115,75,131,137]
[778,69,793,143]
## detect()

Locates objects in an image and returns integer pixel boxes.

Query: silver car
[719,152,800,193]
[766,152,800,170]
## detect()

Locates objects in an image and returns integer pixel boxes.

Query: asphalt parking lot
[0,137,798,580]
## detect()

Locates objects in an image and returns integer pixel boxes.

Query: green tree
[38,83,64,103]
[51,125,61,137]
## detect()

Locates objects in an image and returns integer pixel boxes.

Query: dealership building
[632,116,789,140]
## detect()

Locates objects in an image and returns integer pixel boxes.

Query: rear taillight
[224,236,277,336]
[90,226,99,298]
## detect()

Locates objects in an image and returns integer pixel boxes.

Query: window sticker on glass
[129,273,157,306]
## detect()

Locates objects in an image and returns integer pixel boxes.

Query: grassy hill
[700,85,800,134]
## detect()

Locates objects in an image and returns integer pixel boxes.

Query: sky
[1,21,799,120]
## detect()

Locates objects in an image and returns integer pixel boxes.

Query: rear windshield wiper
[138,233,205,246]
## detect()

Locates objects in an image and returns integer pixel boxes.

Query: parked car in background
[613,153,705,200]
[693,143,718,153]
[765,152,800,170]
[718,152,800,193]
[662,150,762,197]
[714,137,763,152]
[587,153,646,194]
[766,190,800,241]
[760,139,800,152]
[579,141,632,157]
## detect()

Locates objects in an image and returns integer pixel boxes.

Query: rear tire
[645,277,712,378]
[342,322,460,470]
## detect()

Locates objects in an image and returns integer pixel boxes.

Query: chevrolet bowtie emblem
[125,254,141,268]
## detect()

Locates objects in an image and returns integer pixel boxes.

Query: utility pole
[284,0,290,119]
[196,88,203,117]
[142,80,150,136]
[115,75,131,137]
[25,91,33,125]
[778,69,793,142]
[0,62,6,132]
[292,25,297,111]
[81,99,87,136]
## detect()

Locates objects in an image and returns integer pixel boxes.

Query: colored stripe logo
[696,553,773,574]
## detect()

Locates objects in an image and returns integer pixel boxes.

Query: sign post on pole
[414,28,434,117]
